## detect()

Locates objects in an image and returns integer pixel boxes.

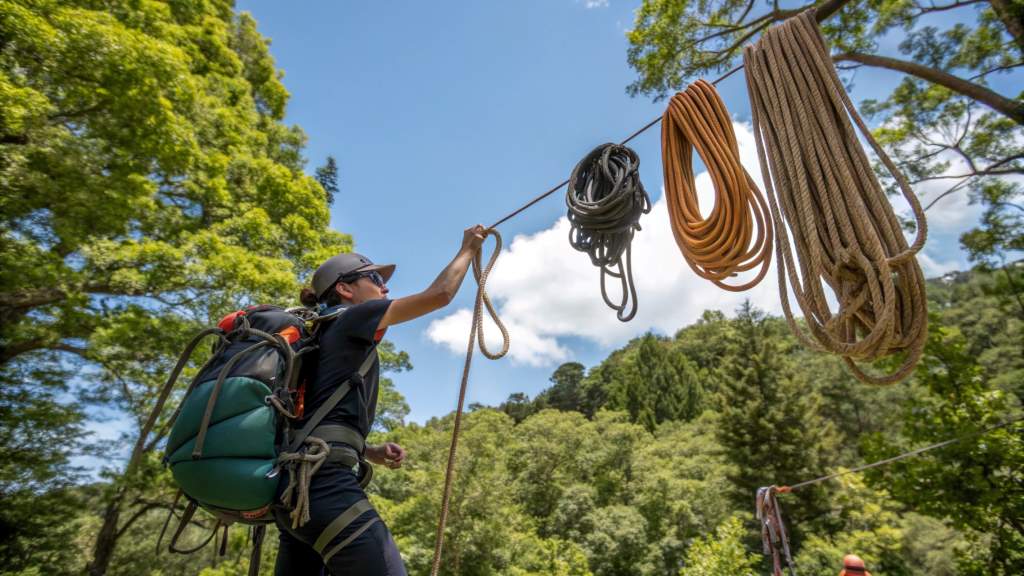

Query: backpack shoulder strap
[285,346,377,453]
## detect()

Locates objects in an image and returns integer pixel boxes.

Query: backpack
[152,304,375,574]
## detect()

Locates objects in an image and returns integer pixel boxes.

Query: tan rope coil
[743,10,928,384]
[430,229,510,576]
[662,79,774,291]
[278,436,330,529]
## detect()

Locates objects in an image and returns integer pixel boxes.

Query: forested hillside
[3,1,1021,575]
[4,266,1019,576]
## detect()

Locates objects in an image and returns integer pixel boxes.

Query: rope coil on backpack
[430,229,509,576]
[743,10,928,384]
[661,79,773,291]
[278,436,331,529]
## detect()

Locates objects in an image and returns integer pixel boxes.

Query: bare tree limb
[833,52,1024,124]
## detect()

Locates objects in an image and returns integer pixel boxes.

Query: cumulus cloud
[917,251,962,277]
[429,122,786,365]
[578,0,609,8]
[427,120,986,367]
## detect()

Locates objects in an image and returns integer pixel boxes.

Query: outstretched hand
[461,225,486,254]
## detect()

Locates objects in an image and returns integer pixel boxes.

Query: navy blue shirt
[306,299,391,438]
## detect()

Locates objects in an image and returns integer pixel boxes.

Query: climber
[273,224,487,576]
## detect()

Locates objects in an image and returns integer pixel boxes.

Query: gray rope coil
[566,143,652,322]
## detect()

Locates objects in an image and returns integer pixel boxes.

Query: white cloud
[429,122,785,366]
[427,120,991,368]
[917,251,962,277]
[578,0,609,8]
[426,307,570,367]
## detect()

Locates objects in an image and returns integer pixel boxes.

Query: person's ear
[335,282,355,300]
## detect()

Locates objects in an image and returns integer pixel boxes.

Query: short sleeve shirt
[305,299,392,438]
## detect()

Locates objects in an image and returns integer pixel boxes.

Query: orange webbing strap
[661,79,773,291]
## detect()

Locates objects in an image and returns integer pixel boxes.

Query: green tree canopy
[0,1,355,573]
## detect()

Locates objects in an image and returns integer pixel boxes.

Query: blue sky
[221,0,1021,426]
[75,0,1023,474]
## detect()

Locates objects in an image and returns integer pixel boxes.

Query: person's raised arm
[377,225,485,330]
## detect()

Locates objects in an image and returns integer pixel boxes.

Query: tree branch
[0,288,68,311]
[988,0,1024,56]
[814,0,854,22]
[0,134,28,145]
[833,52,1024,124]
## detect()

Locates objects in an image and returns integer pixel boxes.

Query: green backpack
[153,305,375,574]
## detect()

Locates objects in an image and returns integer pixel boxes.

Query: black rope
[566,143,652,322]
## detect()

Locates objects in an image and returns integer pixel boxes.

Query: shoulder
[328,299,392,342]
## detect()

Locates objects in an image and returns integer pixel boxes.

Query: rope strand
[430,230,509,576]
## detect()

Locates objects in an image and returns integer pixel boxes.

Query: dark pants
[273,463,407,576]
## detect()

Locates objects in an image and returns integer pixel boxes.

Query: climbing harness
[662,79,773,291]
[566,143,652,322]
[430,229,510,576]
[757,486,796,576]
[743,10,928,384]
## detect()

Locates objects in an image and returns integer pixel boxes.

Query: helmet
[312,253,396,301]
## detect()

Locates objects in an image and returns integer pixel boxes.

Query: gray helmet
[312,253,396,300]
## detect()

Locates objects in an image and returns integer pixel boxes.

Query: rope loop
[470,229,510,360]
[430,228,507,576]
[566,143,652,322]
[278,436,330,529]
[743,10,928,384]
[661,79,773,291]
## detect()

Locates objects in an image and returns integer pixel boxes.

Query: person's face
[334,271,389,304]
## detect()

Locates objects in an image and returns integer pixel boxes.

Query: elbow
[437,287,456,308]
[425,287,455,310]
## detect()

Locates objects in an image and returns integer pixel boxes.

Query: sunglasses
[339,270,386,288]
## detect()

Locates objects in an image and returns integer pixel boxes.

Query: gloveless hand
[365,442,406,469]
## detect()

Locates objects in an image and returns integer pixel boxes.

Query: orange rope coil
[661,79,774,291]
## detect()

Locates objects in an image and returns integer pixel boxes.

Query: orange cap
[839,554,870,576]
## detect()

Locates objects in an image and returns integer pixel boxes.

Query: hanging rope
[662,79,773,291]
[430,229,509,576]
[743,10,929,384]
[278,436,330,529]
[756,486,797,576]
[566,143,652,322]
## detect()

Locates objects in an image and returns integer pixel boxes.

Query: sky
[78,0,1020,463]
[228,0,1022,424]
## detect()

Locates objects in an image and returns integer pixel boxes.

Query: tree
[678,516,759,576]
[626,0,1023,301]
[536,362,586,413]
[863,318,1024,574]
[0,2,350,573]
[315,155,339,206]
[713,303,840,544]
[794,474,909,576]
[499,392,536,423]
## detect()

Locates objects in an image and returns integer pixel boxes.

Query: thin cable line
[488,64,745,230]
[780,416,1023,492]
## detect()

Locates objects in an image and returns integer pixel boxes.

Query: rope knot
[278,436,330,528]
